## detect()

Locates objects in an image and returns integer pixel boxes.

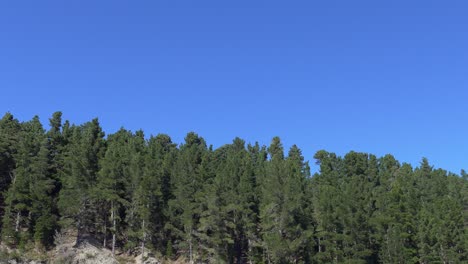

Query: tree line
[0,112,466,263]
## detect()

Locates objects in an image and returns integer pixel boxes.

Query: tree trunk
[248,239,253,264]
[318,237,321,253]
[111,201,116,256]
[15,211,20,232]
[189,229,193,264]
[141,219,146,256]
[77,201,85,244]
[9,171,15,183]
[103,221,107,248]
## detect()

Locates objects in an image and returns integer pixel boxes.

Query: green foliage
[58,118,105,237]
[0,112,466,264]
[259,140,314,263]
[167,132,208,261]
[0,113,21,225]
[1,116,58,248]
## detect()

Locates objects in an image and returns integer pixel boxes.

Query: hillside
[0,112,466,263]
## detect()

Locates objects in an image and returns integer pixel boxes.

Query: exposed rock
[1,233,165,264]
[135,252,161,264]
[55,238,118,264]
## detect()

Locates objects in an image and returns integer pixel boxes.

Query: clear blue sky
[1,1,467,173]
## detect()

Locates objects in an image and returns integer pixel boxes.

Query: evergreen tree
[1,116,56,248]
[338,152,374,263]
[127,133,175,254]
[283,145,314,263]
[167,132,207,262]
[246,142,267,262]
[260,137,312,263]
[58,118,105,241]
[236,141,260,263]
[373,161,419,263]
[312,150,345,263]
[0,111,465,263]
[2,117,44,246]
[30,139,57,248]
[0,113,21,231]
[96,128,133,255]
[197,138,259,263]
[146,134,177,252]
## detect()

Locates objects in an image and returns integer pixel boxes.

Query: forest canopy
[0,112,466,263]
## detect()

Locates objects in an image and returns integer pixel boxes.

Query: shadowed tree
[167,132,208,263]
[0,113,21,233]
[58,118,105,243]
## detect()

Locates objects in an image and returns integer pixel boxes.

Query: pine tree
[283,145,314,263]
[196,138,260,263]
[126,132,176,254]
[260,137,307,263]
[415,161,467,263]
[236,141,260,263]
[145,134,177,252]
[1,116,55,248]
[96,128,134,255]
[339,151,374,263]
[311,150,345,263]
[0,111,466,262]
[0,113,21,233]
[246,142,266,262]
[30,139,57,248]
[58,118,105,242]
[46,112,65,188]
[196,144,228,262]
[167,132,207,262]
[112,129,145,253]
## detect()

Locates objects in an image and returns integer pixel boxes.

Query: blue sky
[1,1,467,173]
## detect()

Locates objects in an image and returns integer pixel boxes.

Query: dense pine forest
[0,111,466,263]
